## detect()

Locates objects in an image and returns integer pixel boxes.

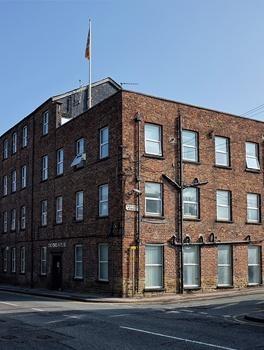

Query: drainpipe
[178,112,184,294]
[30,112,36,288]
[134,112,142,293]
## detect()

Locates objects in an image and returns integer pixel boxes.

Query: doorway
[51,254,62,290]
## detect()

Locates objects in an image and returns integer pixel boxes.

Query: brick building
[0,77,263,296]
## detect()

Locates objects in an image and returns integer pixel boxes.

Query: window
[3,175,8,196]
[183,246,200,288]
[76,138,85,156]
[41,155,48,181]
[20,206,26,230]
[247,193,261,223]
[216,190,231,221]
[40,247,47,275]
[98,244,109,281]
[11,209,16,231]
[75,191,84,221]
[246,142,260,170]
[217,245,232,287]
[74,245,83,279]
[20,247,25,273]
[3,211,8,233]
[144,124,162,156]
[3,247,8,272]
[41,200,48,226]
[11,247,16,273]
[182,130,198,162]
[248,246,261,285]
[183,187,199,219]
[145,183,162,216]
[42,111,49,135]
[99,184,109,217]
[21,165,27,189]
[215,136,230,167]
[100,127,109,159]
[11,170,16,192]
[56,196,63,224]
[3,139,8,159]
[22,126,28,147]
[56,148,64,175]
[12,132,17,154]
[145,245,163,289]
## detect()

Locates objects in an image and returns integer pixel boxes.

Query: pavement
[0,283,263,323]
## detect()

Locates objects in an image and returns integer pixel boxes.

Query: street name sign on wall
[125,204,139,212]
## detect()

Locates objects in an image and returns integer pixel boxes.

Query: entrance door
[51,255,62,290]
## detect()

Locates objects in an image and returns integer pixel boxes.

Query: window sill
[215,220,233,224]
[20,187,26,192]
[20,228,26,232]
[73,277,84,281]
[183,218,201,222]
[184,286,201,291]
[248,283,261,287]
[245,221,262,225]
[39,274,47,277]
[217,285,234,289]
[73,219,84,223]
[97,156,110,162]
[54,222,63,226]
[143,153,164,160]
[144,288,165,292]
[40,179,48,183]
[97,215,109,219]
[214,165,232,170]
[183,160,200,165]
[19,272,26,276]
[55,173,64,179]
[39,225,47,228]
[143,215,165,220]
[245,168,261,174]
[97,279,109,283]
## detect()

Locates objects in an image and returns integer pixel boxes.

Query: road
[0,291,263,350]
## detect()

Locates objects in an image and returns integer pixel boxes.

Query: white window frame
[22,125,28,147]
[247,193,260,223]
[3,175,8,196]
[12,132,17,154]
[41,155,48,181]
[145,244,164,289]
[248,246,261,285]
[20,206,26,230]
[20,246,25,274]
[215,136,230,167]
[56,196,63,224]
[3,247,8,272]
[11,170,16,192]
[144,123,162,156]
[217,245,232,287]
[183,187,199,219]
[182,130,198,162]
[21,165,27,189]
[98,244,109,281]
[145,182,162,216]
[11,209,16,231]
[40,246,47,275]
[42,111,49,135]
[245,142,260,170]
[100,127,109,159]
[216,190,231,222]
[75,191,84,221]
[3,211,8,233]
[11,247,16,273]
[183,245,200,288]
[56,148,64,175]
[3,139,8,159]
[41,200,48,226]
[76,138,85,156]
[99,184,109,217]
[74,244,83,279]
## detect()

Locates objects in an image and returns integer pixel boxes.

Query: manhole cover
[1,335,18,340]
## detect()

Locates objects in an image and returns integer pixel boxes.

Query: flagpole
[89,19,92,109]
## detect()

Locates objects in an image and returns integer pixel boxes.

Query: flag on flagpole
[85,27,90,60]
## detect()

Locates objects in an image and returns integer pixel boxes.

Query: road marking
[120,326,238,350]
[199,312,208,315]
[32,308,45,312]
[181,309,193,313]
[223,315,232,318]
[109,314,131,318]
[0,302,18,307]
[166,310,180,314]
[257,301,264,304]
[212,303,238,310]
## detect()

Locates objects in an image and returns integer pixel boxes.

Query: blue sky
[1,0,264,135]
